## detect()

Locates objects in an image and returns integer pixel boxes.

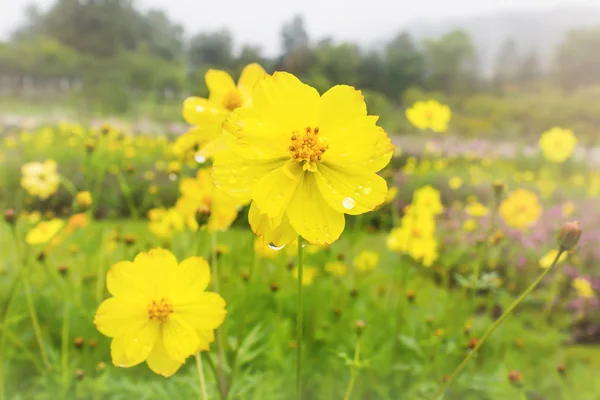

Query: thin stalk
[432,249,565,400]
[22,277,50,369]
[211,230,227,399]
[115,170,139,219]
[543,272,563,321]
[296,236,304,400]
[61,303,70,397]
[195,353,209,400]
[343,335,362,400]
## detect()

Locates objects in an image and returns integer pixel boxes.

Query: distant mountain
[403,3,600,76]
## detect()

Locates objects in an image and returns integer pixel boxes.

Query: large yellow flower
[499,189,542,230]
[94,249,226,377]
[405,100,451,133]
[21,159,60,200]
[212,72,393,245]
[539,127,577,163]
[176,169,242,232]
[26,218,65,245]
[413,185,444,216]
[176,64,267,163]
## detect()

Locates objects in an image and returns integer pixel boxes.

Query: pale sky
[0,0,591,55]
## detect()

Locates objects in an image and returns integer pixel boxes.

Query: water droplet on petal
[118,364,125,368]
[268,243,285,251]
[342,197,356,210]
[194,153,206,164]
[195,105,205,113]
[363,187,372,195]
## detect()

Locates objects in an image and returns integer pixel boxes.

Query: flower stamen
[148,298,174,323]
[223,90,243,111]
[290,127,327,171]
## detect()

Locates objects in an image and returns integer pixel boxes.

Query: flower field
[1,66,600,400]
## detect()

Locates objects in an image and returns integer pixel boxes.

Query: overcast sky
[0,0,591,55]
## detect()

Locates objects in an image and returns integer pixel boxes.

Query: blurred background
[2,0,600,142]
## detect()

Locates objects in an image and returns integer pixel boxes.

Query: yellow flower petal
[286,173,345,244]
[94,297,148,338]
[171,256,211,300]
[175,292,226,331]
[206,69,236,105]
[162,315,200,363]
[182,97,225,126]
[237,63,267,104]
[365,129,394,172]
[107,261,152,301]
[315,164,387,215]
[133,249,178,298]
[146,337,183,377]
[252,72,319,132]
[196,330,216,351]
[248,202,297,247]
[252,161,302,223]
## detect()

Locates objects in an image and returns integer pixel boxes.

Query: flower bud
[75,369,85,380]
[3,209,16,225]
[355,320,366,336]
[557,221,582,251]
[57,265,69,276]
[406,289,416,303]
[492,180,505,198]
[467,338,479,350]
[508,370,522,385]
[75,191,92,209]
[557,363,566,375]
[74,337,85,349]
[88,339,98,349]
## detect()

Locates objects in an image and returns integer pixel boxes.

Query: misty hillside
[404,3,600,76]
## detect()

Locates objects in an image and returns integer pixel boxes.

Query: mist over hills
[401,3,600,76]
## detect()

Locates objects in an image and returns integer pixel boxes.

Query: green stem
[211,230,227,399]
[22,277,50,369]
[61,303,70,397]
[432,249,565,400]
[58,174,78,197]
[296,236,304,400]
[343,336,362,400]
[115,170,139,219]
[543,272,563,321]
[195,353,209,400]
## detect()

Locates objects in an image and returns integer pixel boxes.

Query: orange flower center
[148,298,174,323]
[223,89,243,111]
[289,127,328,167]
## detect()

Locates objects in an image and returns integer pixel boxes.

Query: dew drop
[342,197,356,210]
[168,173,177,181]
[362,187,372,195]
[118,364,125,368]
[194,153,206,164]
[268,243,285,251]
[195,105,205,113]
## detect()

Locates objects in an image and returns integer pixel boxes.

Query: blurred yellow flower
[562,202,575,217]
[179,64,267,163]
[293,266,318,285]
[465,202,489,217]
[26,219,65,245]
[463,219,477,232]
[167,161,182,175]
[75,191,92,208]
[148,208,191,239]
[325,261,347,276]
[413,185,443,215]
[21,160,60,200]
[93,249,226,377]
[353,250,379,272]
[405,100,451,133]
[176,169,242,232]
[213,72,393,245]
[385,186,399,204]
[449,176,463,190]
[539,249,567,269]
[499,189,541,230]
[65,213,89,234]
[573,277,594,299]
[539,127,577,163]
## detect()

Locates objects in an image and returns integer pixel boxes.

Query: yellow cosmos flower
[353,250,379,272]
[178,64,266,163]
[573,277,594,299]
[93,249,226,377]
[413,185,444,216]
[465,202,489,217]
[293,266,318,286]
[538,249,567,269]
[75,191,93,208]
[148,208,193,239]
[21,159,60,200]
[167,161,182,175]
[449,177,463,190]
[26,219,65,245]
[499,189,541,230]
[562,202,575,217]
[213,72,393,245]
[325,261,347,276]
[539,127,577,163]
[463,219,477,232]
[176,169,242,232]
[405,100,451,133]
